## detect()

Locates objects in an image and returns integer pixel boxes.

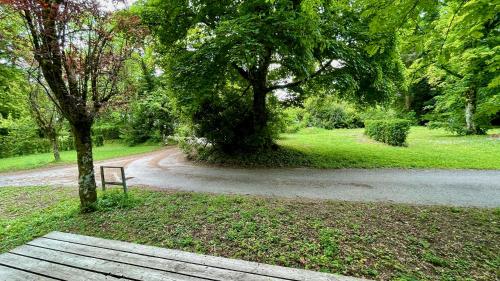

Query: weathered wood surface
[0,231,368,281]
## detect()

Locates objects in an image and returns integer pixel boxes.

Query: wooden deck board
[0,232,367,281]
[28,237,282,281]
[0,264,58,281]
[0,252,120,281]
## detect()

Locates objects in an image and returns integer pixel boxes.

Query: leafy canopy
[139,0,406,149]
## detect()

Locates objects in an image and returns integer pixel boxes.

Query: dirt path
[1,148,499,207]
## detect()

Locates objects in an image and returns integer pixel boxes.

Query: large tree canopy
[140,0,405,150]
[403,0,499,134]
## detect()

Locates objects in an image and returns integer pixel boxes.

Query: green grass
[275,127,500,169]
[0,142,161,173]
[1,186,498,280]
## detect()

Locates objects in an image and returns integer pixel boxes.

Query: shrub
[192,90,282,152]
[282,97,364,132]
[122,89,175,145]
[282,107,306,133]
[365,119,411,146]
[92,124,121,140]
[58,135,75,151]
[93,135,105,147]
[0,116,51,158]
[303,96,364,129]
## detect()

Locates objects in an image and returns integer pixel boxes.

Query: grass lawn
[0,142,161,173]
[275,127,500,169]
[1,186,498,280]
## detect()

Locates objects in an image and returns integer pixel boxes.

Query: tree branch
[436,63,464,79]
[232,63,251,81]
[268,59,334,91]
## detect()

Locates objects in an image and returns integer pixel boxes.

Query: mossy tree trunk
[465,87,478,135]
[48,131,61,162]
[72,122,97,211]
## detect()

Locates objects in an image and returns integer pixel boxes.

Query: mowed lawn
[278,127,500,169]
[0,143,161,173]
[0,186,498,281]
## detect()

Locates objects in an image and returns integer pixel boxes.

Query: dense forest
[0,0,498,208]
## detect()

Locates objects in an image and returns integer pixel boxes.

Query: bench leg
[100,166,106,191]
[121,167,127,194]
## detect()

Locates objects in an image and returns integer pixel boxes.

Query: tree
[406,0,499,134]
[140,0,405,151]
[0,0,143,210]
[28,80,63,161]
[0,7,30,119]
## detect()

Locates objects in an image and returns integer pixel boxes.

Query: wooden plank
[0,264,58,281]
[29,237,286,281]
[10,244,205,281]
[44,232,366,281]
[0,253,118,281]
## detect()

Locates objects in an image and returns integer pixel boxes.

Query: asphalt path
[1,148,499,207]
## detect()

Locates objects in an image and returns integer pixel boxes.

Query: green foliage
[190,91,283,152]
[0,67,29,119]
[96,190,141,211]
[93,135,104,147]
[361,107,418,125]
[302,97,364,130]
[122,88,175,145]
[192,145,312,168]
[139,0,406,150]
[0,115,50,158]
[283,97,364,132]
[404,0,499,134]
[281,107,306,133]
[92,123,121,140]
[365,119,411,146]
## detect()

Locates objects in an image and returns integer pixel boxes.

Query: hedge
[364,119,411,146]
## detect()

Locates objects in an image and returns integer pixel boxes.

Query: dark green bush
[364,119,411,146]
[192,90,281,152]
[92,124,121,140]
[93,135,104,147]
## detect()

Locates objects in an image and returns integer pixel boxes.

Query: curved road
[1,148,499,207]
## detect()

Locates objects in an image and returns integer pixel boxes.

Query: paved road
[1,148,499,207]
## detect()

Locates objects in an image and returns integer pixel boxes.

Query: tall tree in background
[0,0,143,210]
[0,7,30,119]
[405,0,499,134]
[28,80,63,161]
[140,0,405,151]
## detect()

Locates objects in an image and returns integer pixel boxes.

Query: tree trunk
[252,87,267,132]
[72,122,97,211]
[405,92,412,111]
[50,133,61,162]
[465,88,478,135]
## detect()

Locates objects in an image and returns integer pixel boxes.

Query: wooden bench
[0,232,367,281]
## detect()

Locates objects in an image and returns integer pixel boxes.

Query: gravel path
[1,148,499,207]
